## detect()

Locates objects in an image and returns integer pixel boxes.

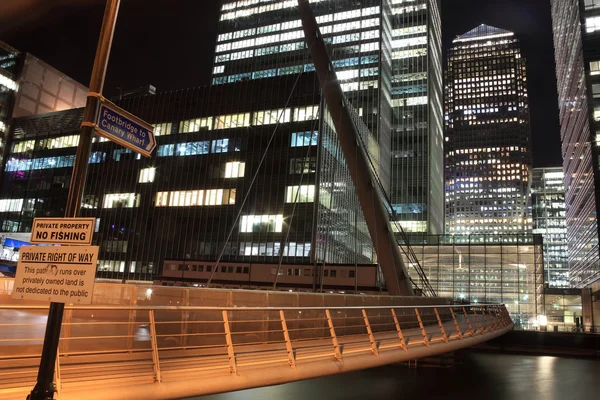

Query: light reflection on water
[197,353,600,400]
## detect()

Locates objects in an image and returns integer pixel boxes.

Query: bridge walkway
[0,303,512,399]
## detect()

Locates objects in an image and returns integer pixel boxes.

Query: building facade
[214,0,444,234]
[531,167,569,288]
[0,74,386,284]
[402,234,544,326]
[0,41,87,171]
[444,24,533,235]
[551,0,600,288]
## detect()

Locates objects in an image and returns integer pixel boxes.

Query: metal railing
[0,303,512,399]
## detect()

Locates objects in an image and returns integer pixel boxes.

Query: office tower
[531,167,568,287]
[444,24,532,236]
[551,0,600,288]
[214,0,444,234]
[0,75,386,288]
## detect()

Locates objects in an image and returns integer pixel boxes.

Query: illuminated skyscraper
[551,0,600,288]
[214,0,444,234]
[444,25,532,236]
[531,167,568,288]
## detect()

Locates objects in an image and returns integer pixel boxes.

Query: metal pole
[28,1,120,399]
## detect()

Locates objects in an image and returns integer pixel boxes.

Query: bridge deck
[0,304,512,399]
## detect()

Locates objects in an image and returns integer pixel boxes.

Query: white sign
[30,217,96,245]
[12,246,99,304]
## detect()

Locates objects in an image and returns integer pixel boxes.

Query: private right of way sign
[12,246,99,304]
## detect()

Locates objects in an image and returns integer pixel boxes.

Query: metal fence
[0,303,512,400]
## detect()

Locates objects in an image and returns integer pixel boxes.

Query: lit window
[213,65,224,74]
[253,108,291,125]
[225,161,245,178]
[291,131,318,147]
[587,16,600,33]
[240,215,284,233]
[293,106,319,121]
[214,113,250,130]
[103,193,139,208]
[153,122,173,136]
[286,185,315,203]
[179,118,212,133]
[139,168,156,183]
[155,189,235,207]
[0,198,23,212]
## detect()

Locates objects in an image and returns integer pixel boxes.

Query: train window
[236,266,242,273]
[304,268,311,276]
[243,267,249,274]
[294,269,301,276]
[169,264,177,271]
[192,266,197,271]
[324,270,329,277]
[330,270,337,278]
[349,270,355,278]
[221,266,227,273]
[198,265,204,272]
[178,265,184,271]
[287,269,293,276]
[228,266,234,273]
[207,266,212,272]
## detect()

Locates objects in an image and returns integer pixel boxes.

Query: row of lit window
[12,135,81,153]
[156,138,237,157]
[450,147,524,155]
[214,33,380,67]
[215,20,379,54]
[137,162,245,184]
[5,152,105,172]
[154,106,319,137]
[155,189,237,207]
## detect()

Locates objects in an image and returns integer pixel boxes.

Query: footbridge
[0,301,512,399]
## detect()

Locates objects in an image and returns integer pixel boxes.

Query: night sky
[0,0,562,168]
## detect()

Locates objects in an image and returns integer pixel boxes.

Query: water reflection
[198,353,600,400]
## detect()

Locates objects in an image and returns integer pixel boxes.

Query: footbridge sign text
[12,246,99,304]
[30,217,96,245]
[95,101,156,157]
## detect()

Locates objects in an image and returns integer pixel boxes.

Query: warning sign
[12,246,99,304]
[30,217,95,245]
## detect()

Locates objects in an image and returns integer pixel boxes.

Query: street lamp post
[28,1,121,399]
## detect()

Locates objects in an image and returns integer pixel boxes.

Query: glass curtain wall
[551,0,600,287]
[401,234,544,326]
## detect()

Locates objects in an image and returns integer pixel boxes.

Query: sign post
[28,1,121,399]
[95,101,156,157]
[12,246,99,304]
[31,218,96,245]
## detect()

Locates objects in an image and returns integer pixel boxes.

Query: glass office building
[444,25,533,235]
[551,0,600,288]
[531,167,569,288]
[0,40,87,174]
[402,234,544,326]
[215,0,444,234]
[0,74,381,282]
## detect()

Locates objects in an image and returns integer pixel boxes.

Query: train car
[156,260,383,294]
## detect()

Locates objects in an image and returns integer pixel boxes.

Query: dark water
[200,353,600,400]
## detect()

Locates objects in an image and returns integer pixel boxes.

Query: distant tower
[531,167,568,287]
[444,25,532,235]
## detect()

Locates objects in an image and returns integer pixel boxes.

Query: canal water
[200,353,600,400]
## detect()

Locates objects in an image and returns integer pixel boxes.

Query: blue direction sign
[95,102,156,157]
